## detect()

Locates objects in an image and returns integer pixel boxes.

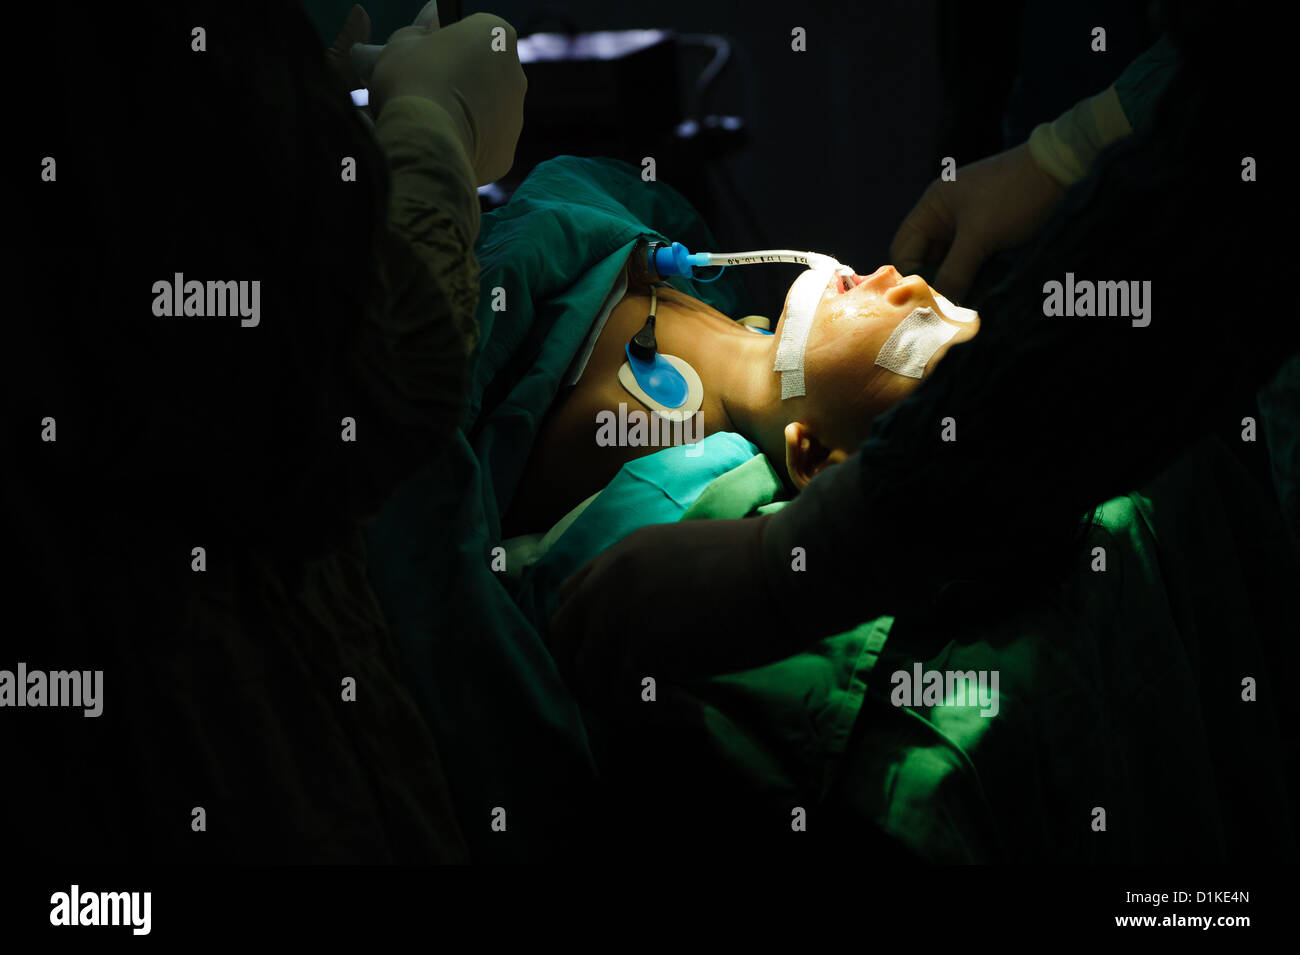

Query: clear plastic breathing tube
[627,239,860,406]
[645,241,853,279]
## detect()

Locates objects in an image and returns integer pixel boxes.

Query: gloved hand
[347,0,441,82]
[548,516,792,709]
[889,142,1065,300]
[352,3,527,186]
[325,4,373,95]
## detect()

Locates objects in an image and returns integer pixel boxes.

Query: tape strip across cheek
[874,307,961,378]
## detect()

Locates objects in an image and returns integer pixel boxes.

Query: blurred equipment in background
[512,30,681,176]
[490,29,749,231]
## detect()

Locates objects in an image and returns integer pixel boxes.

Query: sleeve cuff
[1027,84,1133,188]
[373,95,480,244]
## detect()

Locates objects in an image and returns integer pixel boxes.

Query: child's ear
[784,422,848,490]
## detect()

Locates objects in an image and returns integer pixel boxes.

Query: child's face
[776,265,980,455]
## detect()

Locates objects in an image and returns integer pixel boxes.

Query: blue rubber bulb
[626,344,689,409]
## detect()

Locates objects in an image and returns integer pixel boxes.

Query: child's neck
[649,286,795,482]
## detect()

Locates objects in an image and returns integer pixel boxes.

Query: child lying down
[505,263,980,535]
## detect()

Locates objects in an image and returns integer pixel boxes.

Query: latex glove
[347,0,440,82]
[326,4,373,94]
[358,4,527,186]
[548,516,792,710]
[889,142,1065,300]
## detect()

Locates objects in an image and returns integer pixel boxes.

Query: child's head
[776,265,979,488]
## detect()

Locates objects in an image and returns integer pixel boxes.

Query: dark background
[302,0,1158,311]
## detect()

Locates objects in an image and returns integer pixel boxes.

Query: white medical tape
[774,267,836,399]
[874,307,961,378]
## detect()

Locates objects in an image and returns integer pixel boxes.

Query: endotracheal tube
[620,239,856,417]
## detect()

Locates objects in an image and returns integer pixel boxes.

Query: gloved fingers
[889,225,930,276]
[889,181,956,274]
[329,4,371,56]
[892,233,953,282]
[360,2,442,84]
[931,231,987,301]
[327,5,372,91]
[350,42,384,84]
[412,0,441,29]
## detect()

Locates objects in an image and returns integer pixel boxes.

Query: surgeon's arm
[762,55,1286,648]
[370,95,481,420]
[335,96,482,516]
[891,35,1181,299]
[328,11,524,516]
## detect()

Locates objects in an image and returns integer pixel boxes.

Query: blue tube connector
[650,241,711,278]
